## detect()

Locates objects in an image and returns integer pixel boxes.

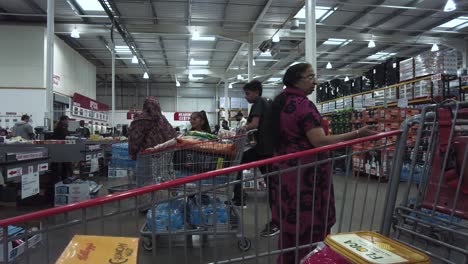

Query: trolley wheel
[142,238,153,251]
[237,237,251,251]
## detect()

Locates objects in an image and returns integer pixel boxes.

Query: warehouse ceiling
[1,0,468,94]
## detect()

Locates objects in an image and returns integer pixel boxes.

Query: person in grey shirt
[12,115,34,140]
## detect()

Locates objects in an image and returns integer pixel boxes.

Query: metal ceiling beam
[60,36,106,67]
[22,0,46,14]
[359,0,422,34]
[97,36,127,67]
[65,0,91,23]
[335,0,386,32]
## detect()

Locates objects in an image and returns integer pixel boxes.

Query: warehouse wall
[54,36,97,99]
[0,25,45,88]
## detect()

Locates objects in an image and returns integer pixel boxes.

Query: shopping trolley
[134,131,252,251]
[390,101,468,264]
[0,129,410,264]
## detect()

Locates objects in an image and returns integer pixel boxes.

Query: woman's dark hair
[243,80,263,96]
[192,111,211,134]
[270,63,312,151]
[283,63,312,88]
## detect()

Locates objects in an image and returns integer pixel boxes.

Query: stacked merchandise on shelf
[373,63,386,89]
[329,109,353,135]
[414,50,458,78]
[399,58,415,82]
[362,70,374,92]
[351,108,421,178]
[108,143,136,178]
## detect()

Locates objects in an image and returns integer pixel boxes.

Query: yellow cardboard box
[56,235,139,264]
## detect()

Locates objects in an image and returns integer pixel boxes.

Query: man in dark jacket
[76,120,91,138]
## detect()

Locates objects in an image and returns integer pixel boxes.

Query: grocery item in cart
[176,137,236,156]
[322,231,430,264]
[301,242,350,264]
[55,235,139,264]
[189,194,228,226]
[147,198,188,232]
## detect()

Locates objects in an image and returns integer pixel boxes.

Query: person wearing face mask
[269,63,378,263]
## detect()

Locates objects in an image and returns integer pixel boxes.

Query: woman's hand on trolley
[356,125,379,138]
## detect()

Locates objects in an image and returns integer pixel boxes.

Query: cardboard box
[56,235,139,264]
[55,181,90,206]
[108,167,129,178]
[0,223,42,262]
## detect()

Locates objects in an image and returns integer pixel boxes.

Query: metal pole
[305,0,317,103]
[248,32,253,82]
[146,80,149,96]
[224,81,229,119]
[46,0,55,129]
[111,43,116,131]
[175,83,179,112]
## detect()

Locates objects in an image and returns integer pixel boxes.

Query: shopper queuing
[12,114,34,140]
[234,111,247,130]
[190,110,211,133]
[128,96,177,160]
[53,115,70,140]
[76,120,91,138]
[270,63,378,263]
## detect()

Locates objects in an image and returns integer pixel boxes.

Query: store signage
[7,168,22,178]
[38,163,48,172]
[15,152,45,161]
[22,171,39,199]
[5,112,17,115]
[72,93,109,111]
[431,74,442,82]
[53,74,60,86]
[126,111,141,120]
[174,112,192,121]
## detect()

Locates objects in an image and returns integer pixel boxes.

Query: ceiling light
[393,62,397,69]
[326,62,332,69]
[431,44,439,52]
[368,40,376,48]
[76,0,104,11]
[143,72,149,79]
[259,51,271,56]
[283,85,286,89]
[115,45,131,54]
[229,83,233,89]
[323,38,353,46]
[272,34,280,43]
[176,80,180,87]
[70,27,80,38]
[344,76,349,82]
[237,74,243,81]
[190,58,209,66]
[191,32,216,41]
[131,55,138,64]
[444,0,456,12]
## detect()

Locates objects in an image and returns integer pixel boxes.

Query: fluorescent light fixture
[229,83,233,89]
[189,73,203,81]
[326,62,332,69]
[294,6,336,22]
[366,52,397,61]
[431,43,439,52]
[191,32,216,41]
[115,45,131,53]
[268,77,282,82]
[252,60,256,66]
[344,76,349,82]
[143,72,149,79]
[76,0,104,11]
[444,0,456,12]
[283,85,286,89]
[393,62,397,69]
[176,80,180,87]
[190,58,209,66]
[434,16,468,31]
[368,40,376,48]
[237,74,243,81]
[272,34,280,43]
[131,55,138,64]
[259,51,271,57]
[323,38,353,46]
[70,27,80,38]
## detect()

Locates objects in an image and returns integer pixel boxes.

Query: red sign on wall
[72,93,109,111]
[174,112,192,121]
[127,111,141,120]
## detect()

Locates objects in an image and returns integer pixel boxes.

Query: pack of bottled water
[189,194,228,226]
[146,198,187,232]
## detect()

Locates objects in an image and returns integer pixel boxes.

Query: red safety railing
[0,130,401,227]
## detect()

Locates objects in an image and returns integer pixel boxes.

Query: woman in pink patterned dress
[269,63,377,263]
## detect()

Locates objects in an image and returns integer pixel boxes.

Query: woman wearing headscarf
[270,63,377,263]
[128,96,177,160]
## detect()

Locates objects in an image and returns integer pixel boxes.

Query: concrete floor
[1,172,467,264]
